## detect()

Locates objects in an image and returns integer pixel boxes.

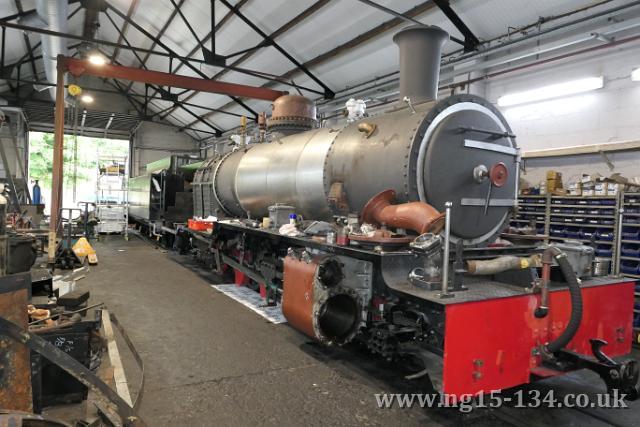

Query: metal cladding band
[214,148,250,217]
[235,128,338,218]
[197,94,517,246]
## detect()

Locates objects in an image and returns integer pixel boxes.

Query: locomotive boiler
[194,25,517,247]
[189,25,639,399]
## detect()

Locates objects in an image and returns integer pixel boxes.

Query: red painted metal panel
[233,270,250,287]
[442,281,634,396]
[61,56,286,102]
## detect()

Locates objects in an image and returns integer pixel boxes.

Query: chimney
[393,25,449,104]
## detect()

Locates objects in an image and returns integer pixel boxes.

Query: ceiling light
[88,54,106,66]
[497,76,604,107]
[81,94,94,103]
[632,68,640,81]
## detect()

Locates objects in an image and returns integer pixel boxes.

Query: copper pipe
[357,122,377,138]
[361,189,444,235]
[535,246,561,318]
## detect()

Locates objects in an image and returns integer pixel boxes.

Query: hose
[546,250,583,354]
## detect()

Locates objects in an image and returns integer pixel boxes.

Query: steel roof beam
[356,0,466,46]
[122,0,176,90]
[111,0,138,63]
[13,1,38,79]
[183,1,436,130]
[104,0,257,119]
[166,0,331,126]
[432,0,480,51]
[219,0,334,99]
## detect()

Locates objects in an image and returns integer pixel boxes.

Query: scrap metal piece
[0,316,148,427]
[0,272,32,412]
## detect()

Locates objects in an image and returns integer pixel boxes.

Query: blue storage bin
[622,229,640,240]
[588,199,602,205]
[550,226,566,237]
[602,209,615,216]
[599,218,615,225]
[621,245,640,257]
[602,199,616,206]
[579,229,595,240]
[626,217,640,224]
[596,230,614,241]
[621,261,640,275]
[565,227,580,239]
[595,245,613,257]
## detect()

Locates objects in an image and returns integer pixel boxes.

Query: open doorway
[27,132,129,215]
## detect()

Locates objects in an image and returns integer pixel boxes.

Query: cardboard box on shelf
[606,182,622,195]
[594,181,607,196]
[581,174,595,184]
[539,181,547,195]
[546,170,562,180]
[553,188,568,196]
[568,182,582,196]
[582,180,595,196]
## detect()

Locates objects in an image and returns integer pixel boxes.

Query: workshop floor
[86,235,639,427]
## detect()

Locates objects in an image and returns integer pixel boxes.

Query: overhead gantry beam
[47,55,286,264]
[62,57,285,102]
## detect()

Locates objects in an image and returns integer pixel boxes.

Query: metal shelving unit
[618,193,640,335]
[95,155,129,238]
[511,194,619,273]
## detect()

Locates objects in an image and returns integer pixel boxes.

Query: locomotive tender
[183,25,639,398]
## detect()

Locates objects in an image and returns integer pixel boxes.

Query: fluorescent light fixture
[88,54,106,66]
[497,76,604,107]
[632,68,640,81]
[80,94,94,103]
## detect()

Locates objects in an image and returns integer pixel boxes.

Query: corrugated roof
[0,0,636,138]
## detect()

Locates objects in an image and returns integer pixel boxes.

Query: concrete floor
[85,235,639,426]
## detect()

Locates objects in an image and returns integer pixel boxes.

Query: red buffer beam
[60,56,286,102]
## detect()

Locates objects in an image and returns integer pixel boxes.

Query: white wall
[481,41,640,186]
[132,121,200,176]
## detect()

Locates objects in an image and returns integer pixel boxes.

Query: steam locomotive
[141,25,640,399]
